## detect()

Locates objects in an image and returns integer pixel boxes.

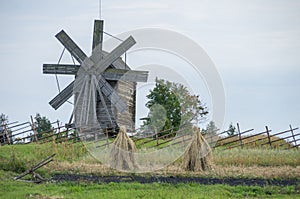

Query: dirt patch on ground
[51,174,300,187]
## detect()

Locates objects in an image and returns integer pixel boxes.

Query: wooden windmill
[43,20,148,132]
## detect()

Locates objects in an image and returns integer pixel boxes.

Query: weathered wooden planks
[92,20,104,50]
[97,75,127,113]
[103,68,148,82]
[55,30,87,64]
[43,64,148,82]
[49,81,74,110]
[43,64,80,75]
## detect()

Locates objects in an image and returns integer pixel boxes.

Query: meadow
[0,143,299,198]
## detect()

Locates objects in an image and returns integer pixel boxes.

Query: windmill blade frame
[94,36,136,74]
[43,64,80,75]
[43,19,149,133]
[55,30,87,64]
[49,81,74,110]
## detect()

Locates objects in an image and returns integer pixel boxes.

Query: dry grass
[46,160,120,176]
[1,139,300,179]
[46,160,300,179]
[161,164,300,179]
[42,141,300,179]
[214,148,300,166]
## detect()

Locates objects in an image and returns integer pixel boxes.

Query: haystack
[182,127,213,171]
[109,126,138,171]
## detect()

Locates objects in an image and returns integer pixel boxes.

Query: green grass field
[0,143,299,198]
[1,179,299,199]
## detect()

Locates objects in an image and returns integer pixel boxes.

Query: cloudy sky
[0,0,299,134]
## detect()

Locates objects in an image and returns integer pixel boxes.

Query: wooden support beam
[14,154,56,181]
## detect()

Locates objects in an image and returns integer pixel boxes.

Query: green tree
[0,113,8,124]
[202,121,218,136]
[144,79,208,137]
[148,104,167,131]
[33,113,53,140]
[227,123,237,136]
[0,113,12,144]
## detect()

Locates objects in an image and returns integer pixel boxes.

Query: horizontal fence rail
[213,124,299,150]
[1,119,299,151]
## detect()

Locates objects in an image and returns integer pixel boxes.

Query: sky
[0,0,299,135]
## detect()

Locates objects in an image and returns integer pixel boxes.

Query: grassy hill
[0,142,299,198]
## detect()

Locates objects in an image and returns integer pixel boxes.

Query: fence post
[289,125,297,148]
[155,127,158,146]
[56,120,60,135]
[265,126,272,149]
[106,128,109,145]
[30,116,38,143]
[237,123,243,149]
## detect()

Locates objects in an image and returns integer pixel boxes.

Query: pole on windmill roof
[99,0,102,20]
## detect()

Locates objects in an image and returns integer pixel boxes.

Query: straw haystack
[182,127,213,171]
[109,126,138,171]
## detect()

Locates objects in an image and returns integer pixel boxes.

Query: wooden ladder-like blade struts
[49,81,74,110]
[55,30,87,64]
[43,64,80,75]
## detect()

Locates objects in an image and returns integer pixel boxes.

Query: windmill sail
[49,81,74,110]
[95,36,136,74]
[43,64,80,75]
[55,30,87,64]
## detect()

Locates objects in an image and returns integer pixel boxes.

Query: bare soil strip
[51,174,299,187]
